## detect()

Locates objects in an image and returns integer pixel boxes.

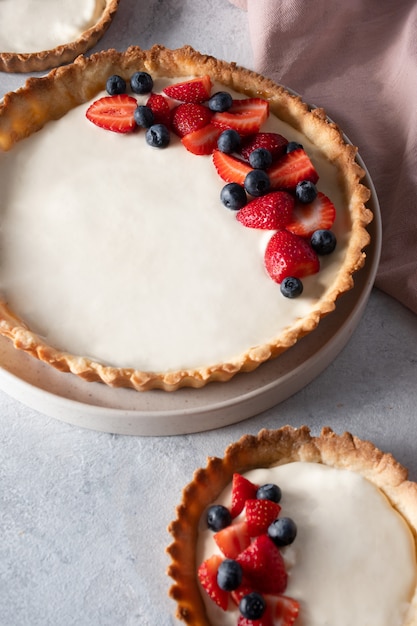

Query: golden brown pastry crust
[166,426,417,625]
[0,0,119,73]
[0,46,372,391]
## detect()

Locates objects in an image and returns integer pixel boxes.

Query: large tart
[0,46,372,391]
[167,426,417,625]
[0,0,119,72]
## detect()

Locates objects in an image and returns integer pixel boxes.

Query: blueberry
[268,516,297,547]
[239,592,266,620]
[286,141,303,153]
[106,74,127,95]
[280,276,304,298]
[244,170,270,197]
[208,91,233,112]
[134,105,155,128]
[256,483,282,503]
[296,180,318,203]
[145,124,170,148]
[311,229,337,255]
[220,183,247,210]
[217,559,243,591]
[206,504,232,531]
[217,129,241,154]
[248,147,273,170]
[130,71,154,95]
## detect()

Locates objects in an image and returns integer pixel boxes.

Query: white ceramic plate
[0,158,381,436]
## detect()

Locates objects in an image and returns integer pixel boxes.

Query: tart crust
[0,0,119,73]
[166,426,417,625]
[0,46,372,391]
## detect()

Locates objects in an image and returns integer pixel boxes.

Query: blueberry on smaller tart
[217,559,243,591]
[239,592,266,620]
[221,183,247,210]
[256,483,282,503]
[217,129,241,154]
[280,276,304,298]
[268,516,298,547]
[249,147,273,170]
[296,180,318,203]
[106,74,126,95]
[244,170,271,197]
[130,71,154,94]
[206,504,232,531]
[208,91,233,112]
[311,229,337,255]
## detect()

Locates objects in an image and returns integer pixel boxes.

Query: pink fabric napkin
[230,0,417,314]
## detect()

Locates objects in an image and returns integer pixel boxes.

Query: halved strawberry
[171,102,213,137]
[241,132,289,162]
[264,230,320,283]
[264,594,300,626]
[197,554,229,610]
[214,521,251,559]
[236,535,288,595]
[212,98,269,136]
[236,192,294,230]
[86,94,137,133]
[181,123,222,155]
[163,75,212,103]
[245,500,281,537]
[230,473,259,518]
[237,613,273,626]
[212,150,253,185]
[285,192,336,237]
[146,93,172,127]
[268,148,319,190]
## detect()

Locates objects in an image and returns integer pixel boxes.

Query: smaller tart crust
[166,426,417,625]
[0,0,120,73]
[0,46,372,391]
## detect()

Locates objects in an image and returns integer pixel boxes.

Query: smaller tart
[0,0,119,73]
[166,426,417,625]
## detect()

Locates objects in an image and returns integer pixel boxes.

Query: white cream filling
[0,79,349,372]
[0,0,100,53]
[197,463,417,626]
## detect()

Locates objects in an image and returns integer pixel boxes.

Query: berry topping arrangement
[86,73,339,299]
[198,473,299,625]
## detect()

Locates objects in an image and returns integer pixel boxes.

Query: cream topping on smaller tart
[0,0,102,52]
[197,462,417,626]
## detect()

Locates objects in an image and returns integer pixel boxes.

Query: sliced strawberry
[214,521,251,559]
[181,123,222,155]
[236,535,288,595]
[236,192,294,230]
[264,230,320,283]
[237,613,274,626]
[86,94,137,133]
[231,582,255,607]
[146,93,172,127]
[286,192,336,237]
[268,148,319,190]
[245,500,281,537]
[197,554,229,610]
[228,98,269,115]
[163,75,212,103]
[264,595,300,626]
[212,99,269,136]
[231,473,259,518]
[212,150,253,185]
[241,132,289,162]
[171,102,213,137]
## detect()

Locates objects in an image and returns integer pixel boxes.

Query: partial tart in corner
[0,0,119,72]
[167,426,417,625]
[0,46,371,391]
